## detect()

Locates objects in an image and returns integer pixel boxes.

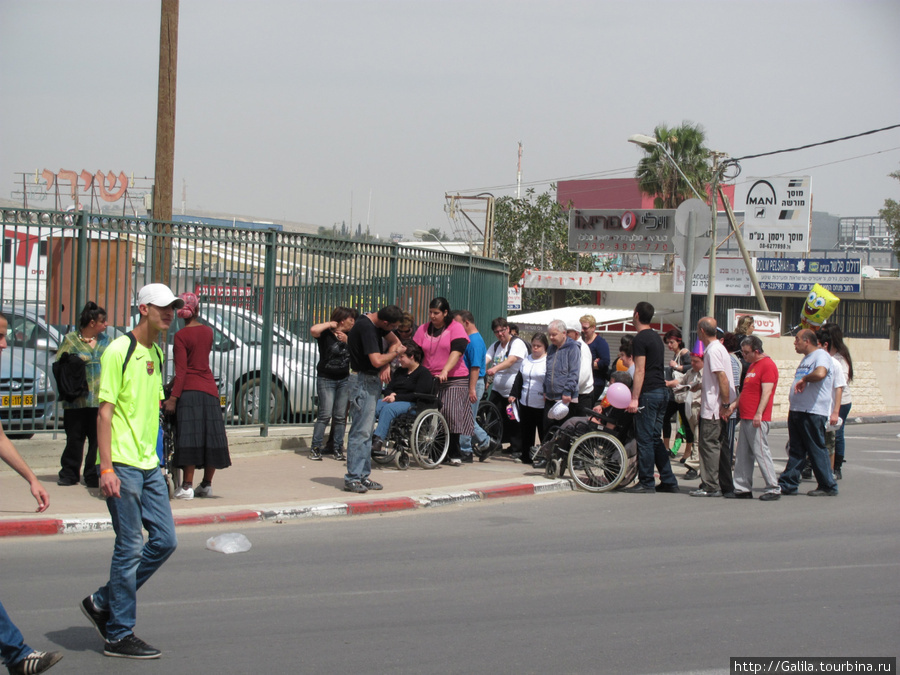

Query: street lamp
[628,133,705,336]
[412,229,451,252]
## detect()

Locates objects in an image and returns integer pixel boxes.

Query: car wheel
[236,376,286,424]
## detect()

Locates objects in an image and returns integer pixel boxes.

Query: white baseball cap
[137,283,184,309]
[565,319,581,333]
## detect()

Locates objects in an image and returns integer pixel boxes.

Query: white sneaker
[174,486,194,500]
[194,483,212,498]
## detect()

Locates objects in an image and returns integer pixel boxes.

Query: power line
[731,123,900,162]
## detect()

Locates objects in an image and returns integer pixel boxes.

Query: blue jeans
[93,465,178,642]
[780,411,838,494]
[374,400,413,439]
[834,402,851,468]
[312,376,350,452]
[0,601,32,668]
[459,378,489,454]
[634,387,678,490]
[345,372,382,483]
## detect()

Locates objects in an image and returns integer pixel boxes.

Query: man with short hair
[732,335,781,501]
[0,313,63,675]
[691,316,737,498]
[624,302,679,493]
[779,329,839,496]
[580,314,610,407]
[82,284,181,659]
[345,305,405,493]
[452,310,491,461]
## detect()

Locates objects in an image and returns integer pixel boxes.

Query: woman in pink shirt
[413,297,473,465]
[162,293,231,499]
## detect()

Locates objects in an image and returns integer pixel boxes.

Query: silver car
[166,304,317,424]
[0,350,57,438]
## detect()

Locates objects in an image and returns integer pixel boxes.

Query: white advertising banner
[522,269,660,292]
[738,176,812,253]
[728,309,782,338]
[673,257,755,296]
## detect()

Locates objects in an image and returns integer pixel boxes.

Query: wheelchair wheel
[411,408,449,469]
[395,451,410,470]
[567,431,628,493]
[476,400,503,447]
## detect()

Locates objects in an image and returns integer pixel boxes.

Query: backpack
[52,352,89,402]
[121,332,165,380]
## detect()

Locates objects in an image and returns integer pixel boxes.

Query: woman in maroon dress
[162,293,231,499]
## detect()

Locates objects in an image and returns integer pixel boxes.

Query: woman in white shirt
[509,333,548,464]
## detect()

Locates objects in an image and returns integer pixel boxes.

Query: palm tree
[635,122,712,208]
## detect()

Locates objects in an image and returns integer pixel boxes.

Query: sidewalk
[0,427,570,537]
[4,412,898,538]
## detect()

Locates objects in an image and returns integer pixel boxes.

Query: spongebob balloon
[800,283,839,330]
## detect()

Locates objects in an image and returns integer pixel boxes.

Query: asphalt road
[3,426,898,674]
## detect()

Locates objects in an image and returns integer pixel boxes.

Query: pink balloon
[606,382,632,409]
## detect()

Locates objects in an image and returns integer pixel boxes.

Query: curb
[0,479,574,539]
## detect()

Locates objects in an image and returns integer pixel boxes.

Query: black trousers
[489,390,521,455]
[59,407,99,486]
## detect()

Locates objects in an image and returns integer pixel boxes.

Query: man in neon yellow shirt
[80,284,183,660]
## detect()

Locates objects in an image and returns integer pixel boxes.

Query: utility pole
[706,151,725,317]
[516,142,523,199]
[152,0,179,284]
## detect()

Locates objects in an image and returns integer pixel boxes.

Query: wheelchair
[533,415,638,493]
[474,398,504,457]
[371,393,450,470]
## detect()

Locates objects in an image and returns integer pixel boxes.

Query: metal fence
[0,208,508,436]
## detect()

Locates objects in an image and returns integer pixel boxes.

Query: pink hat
[177,292,199,320]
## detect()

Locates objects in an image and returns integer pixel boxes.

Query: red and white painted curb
[0,479,574,538]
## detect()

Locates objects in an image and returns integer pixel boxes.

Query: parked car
[166,304,318,424]
[0,351,57,438]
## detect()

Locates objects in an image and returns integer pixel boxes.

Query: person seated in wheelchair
[371,340,435,457]
[532,371,635,470]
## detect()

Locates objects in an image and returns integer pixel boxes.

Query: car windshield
[209,308,266,346]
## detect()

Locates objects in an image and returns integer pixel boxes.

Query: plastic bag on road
[206,533,252,554]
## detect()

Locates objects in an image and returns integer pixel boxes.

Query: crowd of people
[0,289,855,671]
[310,298,852,502]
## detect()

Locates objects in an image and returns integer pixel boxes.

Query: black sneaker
[807,488,838,497]
[344,480,368,494]
[361,478,383,491]
[8,650,63,674]
[333,448,345,462]
[103,634,161,659]
[683,468,699,480]
[81,594,109,640]
[309,447,323,461]
[461,453,474,463]
[623,484,656,494]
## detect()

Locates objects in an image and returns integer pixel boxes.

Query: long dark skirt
[437,378,475,436]
[175,390,231,469]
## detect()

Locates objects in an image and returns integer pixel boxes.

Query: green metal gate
[0,207,508,436]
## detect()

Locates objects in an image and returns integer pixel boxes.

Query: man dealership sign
[738,176,812,253]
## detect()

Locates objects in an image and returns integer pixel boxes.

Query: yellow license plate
[220,396,227,407]
[1,395,34,407]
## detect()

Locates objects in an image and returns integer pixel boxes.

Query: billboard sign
[755,257,861,293]
[738,176,812,253]
[568,209,674,254]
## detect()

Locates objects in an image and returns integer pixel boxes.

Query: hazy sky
[2,0,899,238]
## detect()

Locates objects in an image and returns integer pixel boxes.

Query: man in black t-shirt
[624,302,679,493]
[344,305,404,493]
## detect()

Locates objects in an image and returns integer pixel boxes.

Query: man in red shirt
[731,335,781,501]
